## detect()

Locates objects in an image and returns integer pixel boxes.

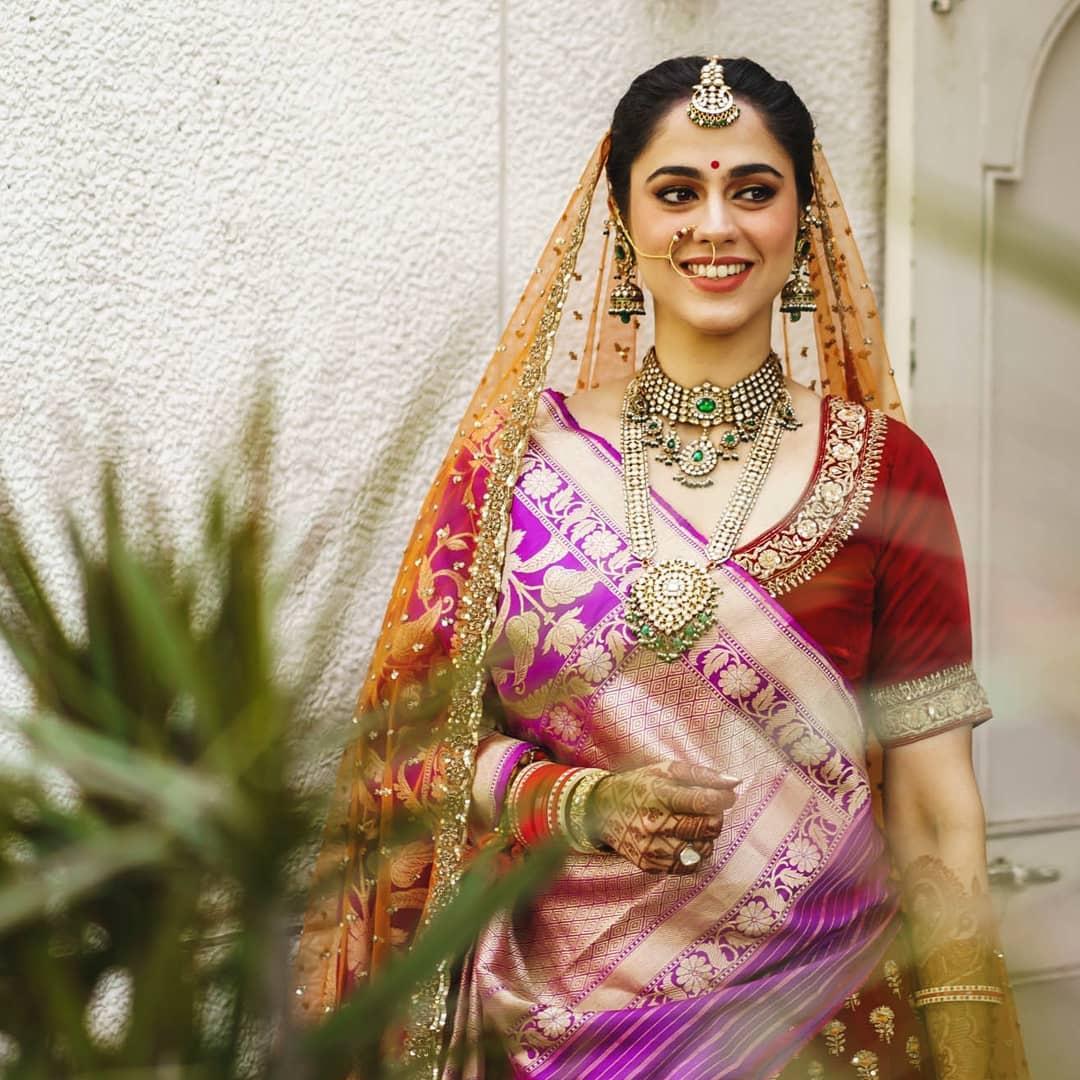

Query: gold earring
[607,219,646,323]
[779,208,818,321]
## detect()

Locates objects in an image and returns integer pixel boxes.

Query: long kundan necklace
[637,346,797,486]
[621,351,798,662]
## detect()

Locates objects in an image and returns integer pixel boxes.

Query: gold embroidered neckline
[732,397,887,596]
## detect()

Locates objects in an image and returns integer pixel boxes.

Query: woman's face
[624,100,801,338]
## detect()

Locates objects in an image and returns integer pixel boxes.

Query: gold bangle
[546,767,582,840]
[564,768,610,854]
[913,983,1004,1007]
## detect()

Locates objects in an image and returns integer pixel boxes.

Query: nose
[691,194,739,246]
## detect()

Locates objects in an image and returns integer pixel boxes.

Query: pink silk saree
[452,391,902,1079]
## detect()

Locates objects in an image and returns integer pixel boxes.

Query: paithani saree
[449,391,912,1078]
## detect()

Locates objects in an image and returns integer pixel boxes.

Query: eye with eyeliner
[656,186,697,204]
[734,184,777,203]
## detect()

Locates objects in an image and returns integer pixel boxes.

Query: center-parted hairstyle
[606,56,817,216]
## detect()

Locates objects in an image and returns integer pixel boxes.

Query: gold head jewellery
[688,57,740,128]
[621,364,793,661]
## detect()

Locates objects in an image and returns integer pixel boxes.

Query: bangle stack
[912,983,1004,1008]
[506,761,611,853]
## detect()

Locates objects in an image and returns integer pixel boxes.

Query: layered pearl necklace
[620,351,798,661]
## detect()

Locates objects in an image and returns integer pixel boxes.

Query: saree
[455,392,901,1078]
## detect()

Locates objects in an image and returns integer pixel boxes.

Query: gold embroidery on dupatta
[869,663,991,745]
[402,156,604,1072]
[733,398,886,596]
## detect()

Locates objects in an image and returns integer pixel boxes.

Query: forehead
[631,100,791,176]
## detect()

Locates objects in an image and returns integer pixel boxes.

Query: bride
[295,56,1029,1079]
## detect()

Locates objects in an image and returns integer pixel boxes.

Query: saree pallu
[452,392,906,1079]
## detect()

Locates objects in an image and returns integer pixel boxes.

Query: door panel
[896,3,1080,1073]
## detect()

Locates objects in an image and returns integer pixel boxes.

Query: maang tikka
[780,206,819,320]
[687,56,740,129]
[606,216,647,323]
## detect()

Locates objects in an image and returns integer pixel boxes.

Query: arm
[883,724,998,1080]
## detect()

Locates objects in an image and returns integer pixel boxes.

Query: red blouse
[551,391,992,748]
[729,396,992,747]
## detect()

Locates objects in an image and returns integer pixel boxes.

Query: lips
[682,261,752,280]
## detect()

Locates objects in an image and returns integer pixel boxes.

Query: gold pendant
[624,559,719,662]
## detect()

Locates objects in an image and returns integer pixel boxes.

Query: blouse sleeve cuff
[869,663,992,747]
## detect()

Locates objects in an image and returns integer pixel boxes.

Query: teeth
[689,262,749,279]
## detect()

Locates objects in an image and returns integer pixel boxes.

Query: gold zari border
[869,663,991,746]
[734,399,887,596]
[402,159,605,1074]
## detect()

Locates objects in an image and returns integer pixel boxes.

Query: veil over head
[293,114,917,1072]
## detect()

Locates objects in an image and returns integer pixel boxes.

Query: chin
[672,297,769,337]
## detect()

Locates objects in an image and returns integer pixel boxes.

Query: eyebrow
[645,162,785,183]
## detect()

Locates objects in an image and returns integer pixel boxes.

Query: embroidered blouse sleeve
[865,418,992,747]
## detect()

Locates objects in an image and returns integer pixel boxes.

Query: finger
[655,761,742,789]
[667,814,725,842]
[663,783,737,816]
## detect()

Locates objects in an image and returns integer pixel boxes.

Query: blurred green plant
[0,409,561,1079]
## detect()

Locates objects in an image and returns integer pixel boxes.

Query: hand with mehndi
[588,760,741,873]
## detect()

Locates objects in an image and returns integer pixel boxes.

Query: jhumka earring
[607,218,647,323]
[779,207,818,321]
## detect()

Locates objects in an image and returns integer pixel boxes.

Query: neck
[652,306,774,387]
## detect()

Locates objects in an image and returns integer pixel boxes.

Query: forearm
[469,732,545,835]
[888,804,998,1079]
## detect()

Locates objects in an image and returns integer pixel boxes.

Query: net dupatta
[292,133,913,1074]
[805,141,906,421]
[290,135,623,1070]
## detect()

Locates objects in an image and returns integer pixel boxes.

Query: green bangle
[563,768,610,854]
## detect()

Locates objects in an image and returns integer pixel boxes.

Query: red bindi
[710,160,720,169]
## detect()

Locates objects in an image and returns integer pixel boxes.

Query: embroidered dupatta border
[402,160,605,1071]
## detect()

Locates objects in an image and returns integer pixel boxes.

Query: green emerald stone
[692,449,704,462]
[667,438,677,450]
[615,243,627,261]
[722,432,737,447]
[696,398,716,414]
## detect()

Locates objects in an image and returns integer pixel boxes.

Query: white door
[888,3,1080,1075]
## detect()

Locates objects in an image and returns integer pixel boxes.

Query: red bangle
[512,762,571,847]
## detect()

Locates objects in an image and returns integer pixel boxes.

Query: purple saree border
[533,810,899,1080]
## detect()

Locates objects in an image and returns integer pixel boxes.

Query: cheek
[756,214,798,261]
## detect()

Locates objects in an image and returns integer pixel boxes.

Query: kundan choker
[621,369,794,661]
[637,347,799,486]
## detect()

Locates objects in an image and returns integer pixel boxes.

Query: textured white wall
[0,2,886,757]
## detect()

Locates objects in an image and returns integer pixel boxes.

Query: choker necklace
[620,371,793,661]
[637,348,799,486]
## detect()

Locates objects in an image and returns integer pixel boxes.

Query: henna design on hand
[590,760,739,874]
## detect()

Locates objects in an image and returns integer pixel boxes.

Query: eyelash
[656,184,776,205]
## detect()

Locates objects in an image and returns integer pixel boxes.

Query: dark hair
[607,56,815,216]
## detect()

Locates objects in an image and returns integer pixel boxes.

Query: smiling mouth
[682,261,752,279]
